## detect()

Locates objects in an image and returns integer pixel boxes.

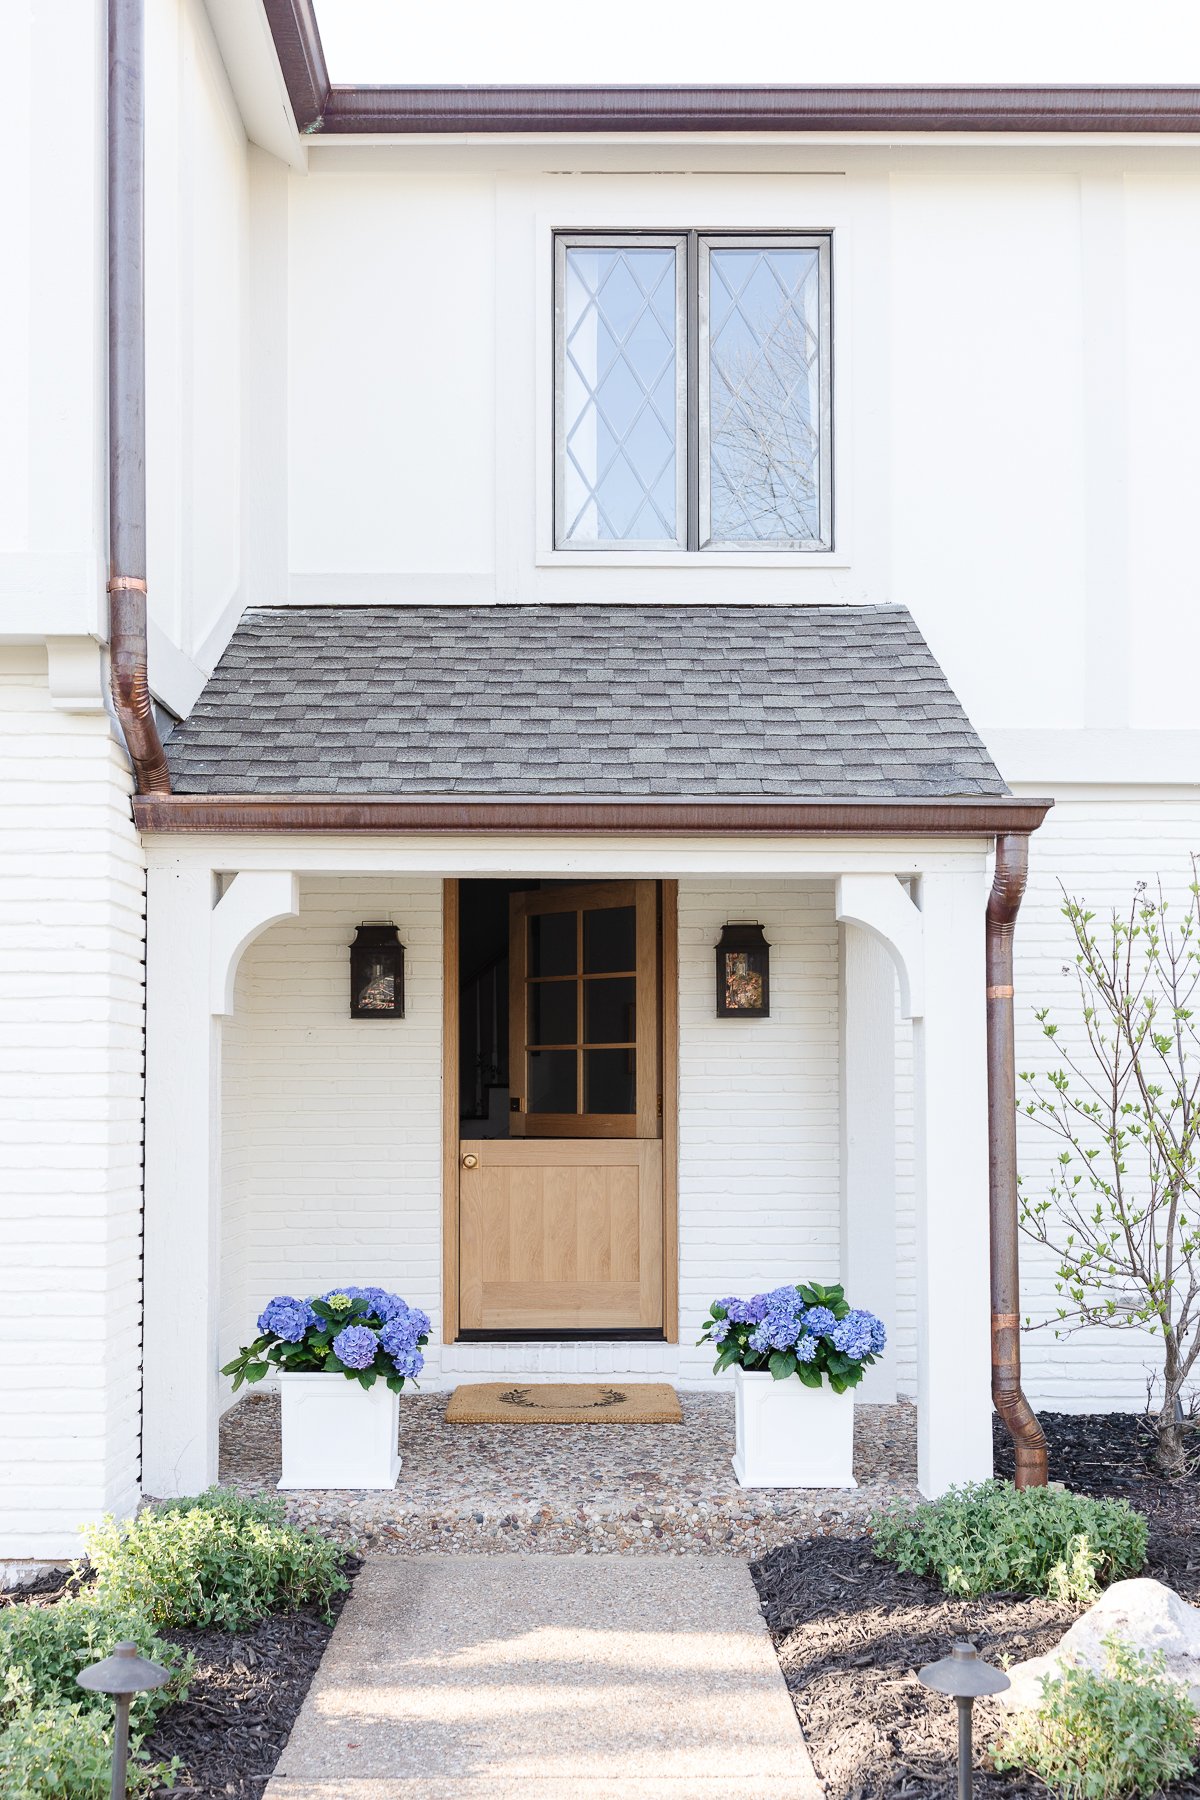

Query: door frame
[441,876,679,1344]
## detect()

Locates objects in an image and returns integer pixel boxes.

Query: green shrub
[871,1481,1147,1600]
[0,1698,177,1799]
[0,1593,190,1727]
[82,1488,348,1631]
[992,1637,1199,1798]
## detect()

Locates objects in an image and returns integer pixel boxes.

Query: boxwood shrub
[82,1487,348,1630]
[871,1480,1147,1601]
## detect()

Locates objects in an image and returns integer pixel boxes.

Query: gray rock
[1000,1579,1200,1711]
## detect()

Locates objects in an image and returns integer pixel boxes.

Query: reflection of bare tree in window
[709,278,822,545]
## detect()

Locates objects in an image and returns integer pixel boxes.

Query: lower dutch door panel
[458,1138,664,1333]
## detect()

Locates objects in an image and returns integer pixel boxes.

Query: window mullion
[685,230,700,553]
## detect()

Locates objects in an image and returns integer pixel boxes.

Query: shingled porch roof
[164,604,1006,802]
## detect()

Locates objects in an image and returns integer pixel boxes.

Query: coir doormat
[445,1382,683,1424]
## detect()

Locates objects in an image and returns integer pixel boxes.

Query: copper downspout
[108,0,171,795]
[987,833,1048,1487]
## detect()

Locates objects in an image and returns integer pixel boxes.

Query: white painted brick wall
[1011,799,1200,1412]
[220,877,444,1389]
[0,648,145,1559]
[677,879,841,1384]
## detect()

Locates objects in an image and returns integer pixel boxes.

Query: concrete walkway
[264,1555,823,1799]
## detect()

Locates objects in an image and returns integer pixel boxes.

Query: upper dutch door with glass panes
[554,233,831,552]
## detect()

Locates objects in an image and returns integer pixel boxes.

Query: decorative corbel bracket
[210,871,300,1017]
[835,873,925,1019]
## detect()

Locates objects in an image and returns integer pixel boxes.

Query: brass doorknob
[461,1153,479,1169]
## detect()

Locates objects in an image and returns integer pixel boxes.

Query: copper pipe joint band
[987,984,1014,999]
[107,576,148,593]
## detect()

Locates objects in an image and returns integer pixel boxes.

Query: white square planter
[277,1372,402,1490]
[731,1366,857,1489]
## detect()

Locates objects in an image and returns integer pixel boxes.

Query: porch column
[912,870,993,1496]
[142,864,222,1496]
[838,925,897,1404]
[142,866,299,1497]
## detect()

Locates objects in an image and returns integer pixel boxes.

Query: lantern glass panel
[350,927,404,1018]
[723,950,764,1012]
[715,922,770,1017]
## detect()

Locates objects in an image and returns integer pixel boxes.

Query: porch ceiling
[163,603,1007,804]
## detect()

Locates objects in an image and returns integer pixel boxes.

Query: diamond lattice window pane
[561,246,681,545]
[706,247,824,545]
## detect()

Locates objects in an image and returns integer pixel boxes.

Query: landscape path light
[917,1639,1010,1800]
[77,1639,170,1800]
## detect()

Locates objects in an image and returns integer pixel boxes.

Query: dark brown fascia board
[262,0,330,131]
[133,794,1052,835]
[316,85,1200,136]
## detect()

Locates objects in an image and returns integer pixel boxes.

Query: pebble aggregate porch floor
[216,1391,918,1556]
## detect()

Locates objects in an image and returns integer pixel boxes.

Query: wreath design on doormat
[496,1386,628,1410]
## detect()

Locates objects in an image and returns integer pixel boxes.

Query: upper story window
[554,232,831,553]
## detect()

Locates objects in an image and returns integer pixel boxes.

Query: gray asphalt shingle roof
[165,604,1007,799]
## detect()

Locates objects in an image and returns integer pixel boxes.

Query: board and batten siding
[1011,799,1200,1412]
[0,648,145,1561]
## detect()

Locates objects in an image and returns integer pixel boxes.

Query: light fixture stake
[917,1639,1010,1800]
[77,1640,170,1800]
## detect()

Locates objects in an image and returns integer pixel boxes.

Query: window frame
[552,228,833,555]
[553,232,689,552]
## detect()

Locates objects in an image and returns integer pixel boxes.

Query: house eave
[132,794,1053,836]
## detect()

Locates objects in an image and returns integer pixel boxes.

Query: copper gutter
[317,84,1200,137]
[132,794,1053,836]
[987,833,1048,1487]
[108,0,171,795]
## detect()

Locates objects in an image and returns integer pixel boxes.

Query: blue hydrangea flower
[720,1295,770,1325]
[794,1333,818,1363]
[831,1309,885,1363]
[747,1288,807,1354]
[332,1324,379,1369]
[257,1295,316,1342]
[390,1346,424,1379]
[711,1317,731,1344]
[803,1306,838,1338]
[379,1313,420,1356]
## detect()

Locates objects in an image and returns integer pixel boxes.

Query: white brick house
[4,2,1200,1562]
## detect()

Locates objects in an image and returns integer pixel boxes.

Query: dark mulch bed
[141,1557,360,1800]
[752,1411,1200,1800]
[2,1559,359,1800]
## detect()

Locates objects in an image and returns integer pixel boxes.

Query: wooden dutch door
[457,881,664,1333]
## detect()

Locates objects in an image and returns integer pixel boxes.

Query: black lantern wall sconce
[715,921,771,1018]
[350,924,405,1019]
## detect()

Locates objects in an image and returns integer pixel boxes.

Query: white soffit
[201,0,307,171]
